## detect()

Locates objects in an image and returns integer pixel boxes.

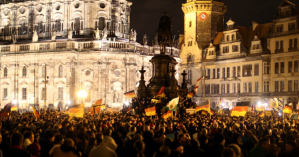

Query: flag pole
[203,66,205,103]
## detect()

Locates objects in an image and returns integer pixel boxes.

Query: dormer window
[226,35,230,41]
[277,24,283,33]
[188,41,192,46]
[232,45,239,52]
[232,34,235,41]
[288,22,296,31]
[209,51,214,55]
[229,25,233,30]
[223,46,229,53]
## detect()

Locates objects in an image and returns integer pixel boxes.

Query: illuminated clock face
[199,12,208,21]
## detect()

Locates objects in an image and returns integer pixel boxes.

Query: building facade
[180,0,299,110]
[0,0,181,110]
[0,0,132,39]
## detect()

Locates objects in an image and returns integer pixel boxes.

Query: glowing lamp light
[67,100,72,105]
[125,101,129,106]
[221,103,225,107]
[257,102,261,107]
[77,90,87,99]
[279,112,282,116]
[12,99,17,105]
[54,103,58,107]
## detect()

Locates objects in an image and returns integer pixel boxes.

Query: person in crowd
[4,132,31,157]
[40,130,55,157]
[27,133,41,157]
[51,138,80,157]
[248,138,270,157]
[23,131,34,150]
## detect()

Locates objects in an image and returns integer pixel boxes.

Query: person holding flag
[32,106,40,119]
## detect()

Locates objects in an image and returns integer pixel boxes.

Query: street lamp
[77,90,87,104]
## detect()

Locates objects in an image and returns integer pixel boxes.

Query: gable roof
[278,0,295,8]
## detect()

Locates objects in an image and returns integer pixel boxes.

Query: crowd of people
[0,107,298,157]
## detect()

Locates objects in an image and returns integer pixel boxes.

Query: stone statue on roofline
[68,28,72,40]
[143,34,148,45]
[32,29,38,42]
[102,28,107,40]
[51,29,56,41]
[94,28,100,40]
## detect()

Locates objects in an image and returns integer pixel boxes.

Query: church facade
[0,0,181,109]
[180,0,299,110]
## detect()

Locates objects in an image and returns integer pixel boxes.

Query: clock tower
[179,0,226,100]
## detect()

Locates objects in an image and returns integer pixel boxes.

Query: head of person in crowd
[11,132,23,147]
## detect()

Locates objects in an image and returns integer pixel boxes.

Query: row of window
[274,80,299,92]
[205,82,259,94]
[2,87,92,102]
[276,22,296,33]
[3,65,64,78]
[274,60,299,74]
[275,38,298,50]
[222,45,239,53]
[205,64,259,79]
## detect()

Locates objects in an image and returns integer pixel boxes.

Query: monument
[137,13,188,102]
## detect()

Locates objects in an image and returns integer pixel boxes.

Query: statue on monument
[156,12,173,54]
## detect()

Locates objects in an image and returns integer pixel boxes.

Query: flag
[0,102,11,117]
[290,113,298,120]
[257,112,264,118]
[101,104,106,109]
[124,91,137,98]
[65,104,84,118]
[151,99,159,104]
[127,108,135,115]
[255,106,265,111]
[219,98,223,106]
[231,106,248,117]
[145,106,156,116]
[194,76,203,94]
[156,86,165,97]
[283,106,292,114]
[201,110,208,115]
[164,97,179,111]
[196,102,210,113]
[11,105,17,111]
[186,91,194,98]
[32,106,40,119]
[162,111,173,119]
[94,99,102,105]
[210,110,215,115]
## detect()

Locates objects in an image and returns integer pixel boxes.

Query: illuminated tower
[180,0,226,98]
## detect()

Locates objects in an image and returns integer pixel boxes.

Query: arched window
[99,17,105,30]
[232,34,235,41]
[3,67,7,78]
[22,66,27,77]
[226,35,230,41]
[38,21,43,33]
[42,65,46,77]
[56,19,61,32]
[187,54,192,63]
[58,65,63,78]
[74,18,80,31]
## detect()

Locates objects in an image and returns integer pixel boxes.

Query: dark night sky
[130,0,299,44]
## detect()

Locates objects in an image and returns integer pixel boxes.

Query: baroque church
[0,0,180,109]
[180,0,299,110]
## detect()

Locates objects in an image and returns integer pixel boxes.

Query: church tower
[180,0,226,100]
[182,0,226,49]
